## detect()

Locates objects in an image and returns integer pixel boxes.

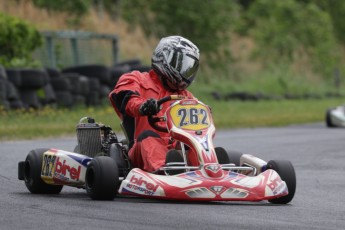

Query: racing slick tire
[226,150,243,166]
[23,148,63,194]
[267,160,296,204]
[325,109,336,127]
[85,156,119,200]
[215,147,230,164]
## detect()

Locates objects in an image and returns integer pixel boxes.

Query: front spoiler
[119,168,288,202]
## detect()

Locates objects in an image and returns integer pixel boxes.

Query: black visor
[167,50,199,80]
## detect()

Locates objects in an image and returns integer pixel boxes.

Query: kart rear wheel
[267,160,296,204]
[215,147,230,164]
[24,148,63,194]
[85,156,119,200]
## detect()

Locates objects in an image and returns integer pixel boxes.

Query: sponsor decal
[126,175,159,196]
[54,157,81,181]
[42,154,57,177]
[267,175,285,195]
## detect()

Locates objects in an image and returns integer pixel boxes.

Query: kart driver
[109,35,200,172]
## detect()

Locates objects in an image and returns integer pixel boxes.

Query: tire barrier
[211,91,345,101]
[0,60,151,110]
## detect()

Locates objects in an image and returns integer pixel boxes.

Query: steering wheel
[148,95,189,132]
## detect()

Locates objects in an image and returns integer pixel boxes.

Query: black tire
[100,84,111,98]
[6,69,22,87]
[0,65,7,79]
[63,73,82,95]
[325,109,336,128]
[24,148,63,194]
[215,147,230,164]
[86,91,100,106]
[110,65,130,86]
[45,68,62,79]
[42,83,57,105]
[19,69,48,89]
[79,76,90,95]
[62,65,111,85]
[6,80,20,101]
[9,99,24,110]
[73,95,86,106]
[226,150,243,166]
[114,59,141,68]
[50,77,72,91]
[85,156,119,200]
[55,91,74,108]
[267,160,296,204]
[87,78,101,91]
[109,143,130,177]
[130,64,151,72]
[20,90,41,109]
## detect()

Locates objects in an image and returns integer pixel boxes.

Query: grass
[1,97,343,141]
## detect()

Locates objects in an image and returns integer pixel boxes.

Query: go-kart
[18,95,296,204]
[325,105,345,127]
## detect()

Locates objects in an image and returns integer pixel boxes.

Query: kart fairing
[329,106,345,127]
[119,166,288,201]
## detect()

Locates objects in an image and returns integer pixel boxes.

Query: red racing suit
[109,70,193,172]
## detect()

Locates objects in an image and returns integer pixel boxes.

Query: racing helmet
[152,36,200,91]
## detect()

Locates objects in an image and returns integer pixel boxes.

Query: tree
[121,0,238,63]
[243,0,340,77]
[0,13,43,67]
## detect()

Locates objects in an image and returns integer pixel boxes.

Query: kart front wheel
[267,160,296,204]
[85,156,119,200]
[24,148,63,194]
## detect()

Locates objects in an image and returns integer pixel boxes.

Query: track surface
[1,123,344,229]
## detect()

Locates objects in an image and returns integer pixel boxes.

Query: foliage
[31,0,92,27]
[0,13,43,68]
[121,0,238,64]
[32,0,91,16]
[240,0,340,78]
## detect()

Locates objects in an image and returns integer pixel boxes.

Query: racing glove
[139,98,159,116]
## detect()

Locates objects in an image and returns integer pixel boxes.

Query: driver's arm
[109,73,147,118]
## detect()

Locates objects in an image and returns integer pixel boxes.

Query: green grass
[1,98,343,141]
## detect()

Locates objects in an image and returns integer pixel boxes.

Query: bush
[0,13,43,68]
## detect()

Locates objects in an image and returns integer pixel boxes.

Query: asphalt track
[1,123,344,230]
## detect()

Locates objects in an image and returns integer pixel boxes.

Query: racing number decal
[41,154,56,177]
[177,108,209,128]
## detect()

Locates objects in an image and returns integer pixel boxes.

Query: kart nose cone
[203,163,223,178]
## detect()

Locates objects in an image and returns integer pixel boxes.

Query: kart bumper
[118,168,288,202]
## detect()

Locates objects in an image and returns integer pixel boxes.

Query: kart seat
[120,115,135,150]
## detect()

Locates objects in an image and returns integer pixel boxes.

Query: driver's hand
[139,98,159,116]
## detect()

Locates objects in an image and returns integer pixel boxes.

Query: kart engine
[76,117,118,157]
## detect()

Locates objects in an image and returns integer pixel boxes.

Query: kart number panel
[169,102,211,131]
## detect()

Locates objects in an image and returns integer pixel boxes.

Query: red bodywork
[118,98,289,201]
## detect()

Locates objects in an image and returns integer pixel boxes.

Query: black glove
[139,98,159,116]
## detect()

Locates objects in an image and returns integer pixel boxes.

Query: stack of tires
[18,69,50,109]
[111,59,151,86]
[62,64,112,106]
[0,59,151,110]
[3,68,53,110]
[46,68,74,108]
[5,69,23,109]
[0,66,9,109]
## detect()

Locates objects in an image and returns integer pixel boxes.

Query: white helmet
[152,36,200,91]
